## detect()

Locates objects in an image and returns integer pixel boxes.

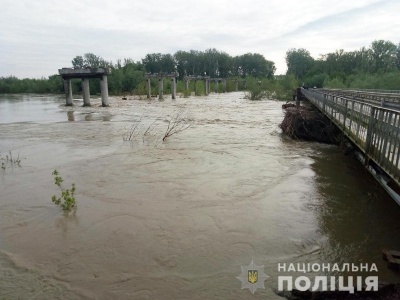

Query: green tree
[370,40,397,72]
[71,53,110,68]
[174,50,191,78]
[285,48,314,79]
[234,53,275,78]
[71,56,84,68]
[142,53,176,73]
[396,43,400,70]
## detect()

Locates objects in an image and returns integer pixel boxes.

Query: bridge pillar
[222,80,227,93]
[100,75,109,107]
[158,77,164,100]
[185,79,189,90]
[204,79,208,96]
[82,78,91,106]
[171,77,176,100]
[235,80,238,92]
[215,80,219,93]
[64,79,73,106]
[147,78,151,99]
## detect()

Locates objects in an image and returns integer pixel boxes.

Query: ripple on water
[1,93,400,299]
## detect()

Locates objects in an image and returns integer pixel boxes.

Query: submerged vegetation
[122,110,191,144]
[51,170,77,212]
[0,151,22,170]
[244,78,268,100]
[122,117,143,142]
[162,110,191,141]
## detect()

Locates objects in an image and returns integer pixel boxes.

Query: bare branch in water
[162,109,192,141]
[122,116,142,141]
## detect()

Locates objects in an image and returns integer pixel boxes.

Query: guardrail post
[365,106,376,158]
[343,99,348,131]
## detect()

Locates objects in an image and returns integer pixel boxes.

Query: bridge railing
[320,88,400,110]
[302,88,400,184]
[340,88,400,94]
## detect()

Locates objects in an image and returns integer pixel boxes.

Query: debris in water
[279,105,341,144]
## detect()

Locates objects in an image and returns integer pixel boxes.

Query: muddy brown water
[1,93,400,299]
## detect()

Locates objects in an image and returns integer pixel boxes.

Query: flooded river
[1,93,400,299]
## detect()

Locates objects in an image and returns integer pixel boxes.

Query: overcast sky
[1,0,399,78]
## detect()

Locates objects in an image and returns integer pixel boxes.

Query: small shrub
[51,170,76,212]
[1,150,22,170]
[244,80,268,100]
[122,117,142,141]
[163,110,191,141]
[183,89,191,98]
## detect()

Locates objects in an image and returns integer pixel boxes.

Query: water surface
[0,93,399,299]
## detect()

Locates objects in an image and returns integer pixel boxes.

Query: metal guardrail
[302,89,400,186]
[320,89,400,110]
[341,88,400,94]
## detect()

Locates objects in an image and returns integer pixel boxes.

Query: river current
[0,93,399,299]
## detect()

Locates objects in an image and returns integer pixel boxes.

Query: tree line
[1,40,400,95]
[0,49,275,95]
[285,39,400,89]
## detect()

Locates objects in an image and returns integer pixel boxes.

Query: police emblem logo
[248,270,258,284]
[237,260,269,294]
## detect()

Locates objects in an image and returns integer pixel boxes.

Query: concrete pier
[171,77,176,100]
[235,80,239,92]
[183,75,212,96]
[145,73,177,100]
[100,75,109,107]
[147,78,151,99]
[158,78,164,100]
[82,78,91,106]
[194,80,198,95]
[64,79,73,106]
[214,80,219,93]
[222,80,227,93]
[59,67,111,107]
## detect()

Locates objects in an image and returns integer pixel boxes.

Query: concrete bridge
[302,88,400,204]
[183,75,211,95]
[144,73,231,98]
[59,67,111,107]
[145,72,178,100]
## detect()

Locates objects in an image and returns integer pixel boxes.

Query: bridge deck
[302,88,400,203]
